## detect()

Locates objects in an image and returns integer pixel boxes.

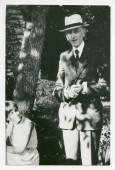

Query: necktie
[75,49,79,60]
[75,49,79,68]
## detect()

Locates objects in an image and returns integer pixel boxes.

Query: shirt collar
[73,41,85,58]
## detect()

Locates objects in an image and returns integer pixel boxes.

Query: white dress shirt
[64,41,87,98]
[73,41,85,58]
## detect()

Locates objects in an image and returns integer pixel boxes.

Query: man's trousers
[62,128,101,165]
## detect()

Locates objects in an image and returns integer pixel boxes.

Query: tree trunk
[13,6,49,116]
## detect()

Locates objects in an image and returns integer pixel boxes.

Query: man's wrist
[64,86,79,99]
[81,82,87,94]
[64,86,70,99]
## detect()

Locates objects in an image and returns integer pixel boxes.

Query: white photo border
[0,0,114,169]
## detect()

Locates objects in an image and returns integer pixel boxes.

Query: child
[6,101,39,165]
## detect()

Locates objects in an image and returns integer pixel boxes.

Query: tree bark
[13,6,49,116]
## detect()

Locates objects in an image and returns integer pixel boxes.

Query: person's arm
[7,122,34,154]
[81,49,110,97]
[53,53,82,101]
[6,122,13,141]
[82,78,109,96]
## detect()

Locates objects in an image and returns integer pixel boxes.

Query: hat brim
[59,23,89,32]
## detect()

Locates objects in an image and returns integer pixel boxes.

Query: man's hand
[71,84,83,96]
[98,78,107,87]
[64,84,83,99]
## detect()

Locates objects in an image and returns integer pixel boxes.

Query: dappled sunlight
[26,22,33,31]
[18,63,24,71]
[76,116,92,130]
[81,131,89,141]
[19,51,27,59]
[13,89,19,98]
[17,74,23,83]
[35,28,44,36]
[31,48,40,58]
[5,5,110,165]
[23,30,31,39]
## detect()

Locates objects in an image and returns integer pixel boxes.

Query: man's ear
[83,28,88,37]
[66,35,69,41]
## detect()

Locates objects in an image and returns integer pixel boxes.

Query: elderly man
[53,13,109,165]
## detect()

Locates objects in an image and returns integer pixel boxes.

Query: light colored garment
[53,44,109,130]
[53,44,109,165]
[63,128,101,165]
[58,101,102,130]
[6,118,39,165]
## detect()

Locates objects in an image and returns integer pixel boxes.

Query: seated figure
[6,101,39,165]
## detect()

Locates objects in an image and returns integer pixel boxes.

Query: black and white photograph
[0,0,114,168]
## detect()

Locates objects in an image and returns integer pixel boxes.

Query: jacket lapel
[76,44,88,77]
[67,44,90,81]
[69,44,89,78]
[80,43,90,62]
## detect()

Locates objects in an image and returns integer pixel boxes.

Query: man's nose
[71,30,76,38]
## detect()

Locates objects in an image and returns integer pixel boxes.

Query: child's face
[8,108,22,124]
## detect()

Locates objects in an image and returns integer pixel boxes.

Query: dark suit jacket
[53,43,109,130]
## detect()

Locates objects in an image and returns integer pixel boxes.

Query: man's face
[65,27,86,48]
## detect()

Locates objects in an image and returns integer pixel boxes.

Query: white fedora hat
[59,14,89,32]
